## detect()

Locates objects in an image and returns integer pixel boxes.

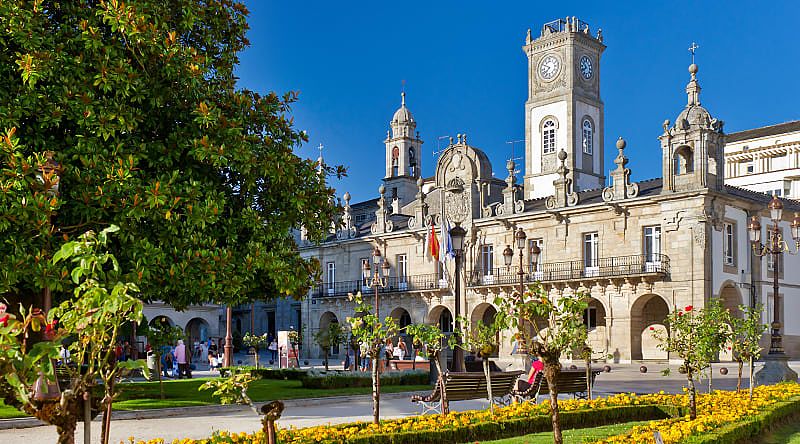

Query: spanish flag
[426,222,440,262]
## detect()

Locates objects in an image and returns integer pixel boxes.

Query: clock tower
[522,17,606,199]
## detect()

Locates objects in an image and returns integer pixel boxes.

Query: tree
[652,301,729,420]
[0,226,145,444]
[405,323,456,414]
[457,316,506,414]
[243,332,269,369]
[0,1,342,311]
[346,292,398,424]
[313,322,346,371]
[496,283,588,444]
[145,318,185,399]
[730,303,767,400]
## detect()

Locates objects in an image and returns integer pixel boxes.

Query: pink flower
[685,305,693,311]
[0,302,6,315]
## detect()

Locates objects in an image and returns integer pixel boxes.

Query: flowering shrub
[119,383,800,444]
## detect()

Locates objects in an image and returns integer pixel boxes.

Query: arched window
[674,146,694,175]
[409,147,416,176]
[582,118,593,155]
[542,119,557,154]
[439,309,453,333]
[391,146,399,176]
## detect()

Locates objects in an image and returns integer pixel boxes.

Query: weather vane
[688,42,699,64]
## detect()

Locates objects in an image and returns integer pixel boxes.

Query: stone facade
[298,18,800,367]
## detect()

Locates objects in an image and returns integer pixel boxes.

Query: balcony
[312,273,447,299]
[468,254,670,287]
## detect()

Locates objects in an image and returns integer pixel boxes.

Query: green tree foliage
[652,300,730,420]
[0,1,342,310]
[730,303,767,399]
[496,283,588,444]
[1,226,145,444]
[405,323,456,414]
[346,292,398,424]
[242,332,269,369]
[313,322,346,371]
[144,318,185,399]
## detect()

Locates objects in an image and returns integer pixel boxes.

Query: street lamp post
[449,225,466,372]
[748,196,800,384]
[363,246,390,418]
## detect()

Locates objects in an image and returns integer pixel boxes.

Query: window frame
[326,262,336,292]
[583,232,599,275]
[581,118,593,155]
[542,118,557,154]
[643,225,662,265]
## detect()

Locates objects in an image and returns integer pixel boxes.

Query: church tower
[522,17,606,199]
[659,63,724,193]
[384,92,423,210]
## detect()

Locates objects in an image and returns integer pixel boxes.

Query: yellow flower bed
[593,383,800,444]
[121,383,800,444]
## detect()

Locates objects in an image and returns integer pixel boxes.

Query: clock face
[539,54,560,80]
[580,55,593,79]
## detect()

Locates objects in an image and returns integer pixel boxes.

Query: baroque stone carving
[445,177,470,223]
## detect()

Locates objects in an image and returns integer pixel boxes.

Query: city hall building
[298,18,800,366]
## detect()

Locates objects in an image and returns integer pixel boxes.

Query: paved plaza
[1,362,798,444]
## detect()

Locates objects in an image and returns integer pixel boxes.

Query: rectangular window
[745,162,754,174]
[583,233,599,276]
[583,307,597,330]
[326,262,335,293]
[397,254,408,290]
[355,214,366,224]
[643,226,662,268]
[482,245,494,283]
[529,239,544,280]
[723,222,735,266]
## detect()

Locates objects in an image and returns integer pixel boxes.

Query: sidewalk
[1,361,797,443]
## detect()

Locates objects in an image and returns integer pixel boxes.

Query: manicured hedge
[343,405,676,444]
[218,367,307,380]
[680,396,800,444]
[300,370,430,389]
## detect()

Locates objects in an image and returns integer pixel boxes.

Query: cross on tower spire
[688,42,699,65]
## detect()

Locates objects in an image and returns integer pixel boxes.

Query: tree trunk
[433,355,449,415]
[371,355,380,424]
[585,356,592,400]
[255,347,259,369]
[687,370,697,420]
[323,349,329,372]
[56,422,77,444]
[736,359,743,393]
[748,356,754,401]
[157,359,165,400]
[101,379,114,444]
[544,359,562,444]
[708,364,713,393]
[483,358,494,414]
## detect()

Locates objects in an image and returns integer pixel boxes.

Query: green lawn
[474,420,652,444]
[0,377,432,418]
[762,420,800,444]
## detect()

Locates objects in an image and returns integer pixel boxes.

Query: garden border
[679,396,800,444]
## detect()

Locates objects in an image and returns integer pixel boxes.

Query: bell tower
[522,17,606,199]
[384,92,423,210]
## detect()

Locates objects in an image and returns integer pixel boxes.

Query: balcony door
[529,238,544,281]
[643,226,662,272]
[397,254,408,290]
[326,262,335,295]
[481,245,494,284]
[583,233,599,277]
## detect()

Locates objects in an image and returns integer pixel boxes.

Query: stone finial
[526,28,532,44]
[372,184,393,234]
[686,63,701,106]
[603,137,639,203]
[497,158,524,216]
[337,191,357,239]
[546,149,578,209]
[410,177,428,230]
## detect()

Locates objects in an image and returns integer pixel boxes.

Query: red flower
[678,311,683,316]
[649,326,655,331]
[727,346,732,350]
[685,305,693,311]
[0,314,8,327]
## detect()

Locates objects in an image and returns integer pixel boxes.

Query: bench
[388,360,429,371]
[411,370,523,415]
[511,368,600,403]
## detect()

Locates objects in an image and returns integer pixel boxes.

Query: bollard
[261,400,285,444]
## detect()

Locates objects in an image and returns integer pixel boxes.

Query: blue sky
[237,1,800,203]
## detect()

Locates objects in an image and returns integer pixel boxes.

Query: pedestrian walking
[175,339,188,378]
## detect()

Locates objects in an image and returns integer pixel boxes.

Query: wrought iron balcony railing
[468,254,670,287]
[312,272,447,299]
